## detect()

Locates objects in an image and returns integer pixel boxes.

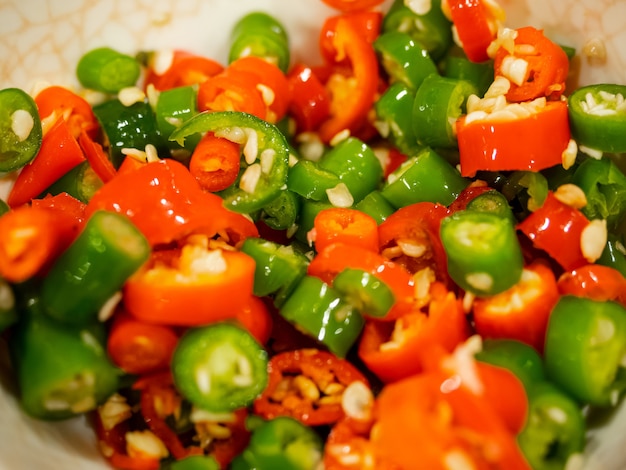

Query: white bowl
[0,1,625,469]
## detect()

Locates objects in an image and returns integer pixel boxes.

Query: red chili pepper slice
[253,348,369,426]
[557,264,626,308]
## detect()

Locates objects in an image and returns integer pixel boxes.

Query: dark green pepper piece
[354,190,395,224]
[598,234,626,278]
[229,12,290,73]
[413,73,477,148]
[441,45,494,97]
[294,199,334,244]
[41,210,150,326]
[155,85,200,152]
[318,137,383,204]
[76,47,141,93]
[568,84,626,153]
[517,381,586,470]
[171,111,291,214]
[232,416,323,470]
[280,275,365,358]
[240,236,309,308]
[287,160,341,201]
[172,322,268,413]
[440,210,524,296]
[544,295,626,407]
[374,82,421,155]
[166,455,220,470]
[572,156,626,231]
[382,0,452,61]
[93,98,168,168]
[475,338,545,392]
[41,160,103,203]
[8,302,120,420]
[333,267,395,318]
[381,147,468,208]
[374,31,438,90]
[465,189,516,225]
[258,188,300,231]
[0,87,43,172]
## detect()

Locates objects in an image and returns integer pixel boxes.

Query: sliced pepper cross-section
[170,110,291,214]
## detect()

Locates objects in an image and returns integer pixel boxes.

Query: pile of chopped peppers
[1,0,626,469]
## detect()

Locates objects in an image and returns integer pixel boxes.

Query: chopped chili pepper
[7,118,85,208]
[456,100,571,178]
[279,275,365,357]
[253,348,369,426]
[441,209,524,296]
[8,301,121,420]
[34,85,99,139]
[76,47,141,93]
[172,322,268,413]
[568,84,626,153]
[377,201,451,284]
[144,50,224,91]
[380,147,469,208]
[309,207,379,253]
[188,133,242,192]
[232,416,323,470]
[308,242,416,320]
[86,158,258,246]
[123,243,256,326]
[170,111,291,215]
[317,15,380,142]
[41,210,150,326]
[557,263,626,308]
[544,295,626,406]
[358,282,470,383]
[517,381,586,470]
[107,312,179,375]
[77,130,117,183]
[332,267,396,319]
[286,64,331,133]
[472,261,560,353]
[517,191,590,271]
[447,0,501,63]
[493,26,569,102]
[0,87,43,173]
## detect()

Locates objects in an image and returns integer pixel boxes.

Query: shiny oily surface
[0,0,625,469]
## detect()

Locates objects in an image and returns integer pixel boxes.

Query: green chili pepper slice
[572,156,626,231]
[568,84,626,153]
[170,111,291,214]
[441,45,494,97]
[0,87,43,172]
[475,338,545,392]
[354,190,396,224]
[167,455,220,470]
[333,267,396,319]
[440,210,524,296]
[42,160,103,203]
[318,137,383,205]
[374,82,421,155]
[76,47,141,94]
[412,73,477,148]
[279,275,365,358]
[9,296,120,420]
[240,236,309,307]
[465,189,516,225]
[287,160,341,201]
[172,322,268,413]
[232,416,323,470]
[517,381,586,470]
[374,31,438,90]
[382,0,452,61]
[381,147,468,208]
[93,98,168,168]
[544,295,626,407]
[155,85,200,152]
[41,210,150,326]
